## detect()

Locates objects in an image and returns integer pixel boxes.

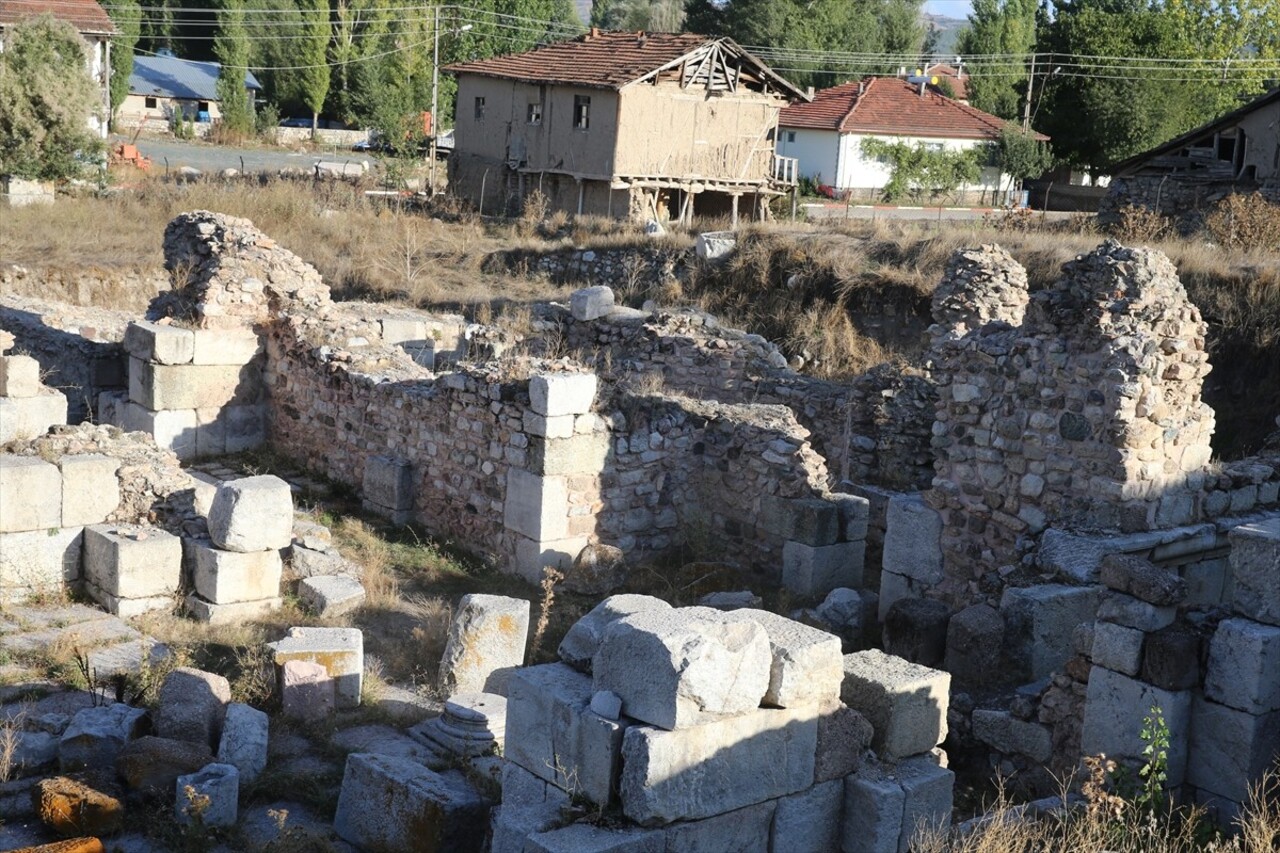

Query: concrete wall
[777,127,839,186]
[840,133,1005,194]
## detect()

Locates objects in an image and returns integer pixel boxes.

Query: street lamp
[430,11,471,193]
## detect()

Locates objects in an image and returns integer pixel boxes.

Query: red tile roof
[445,30,807,100]
[780,77,1045,141]
[0,0,117,34]
[926,63,969,101]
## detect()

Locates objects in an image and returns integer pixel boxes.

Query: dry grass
[0,707,23,783]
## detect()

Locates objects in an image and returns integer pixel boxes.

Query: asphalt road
[803,201,1076,222]
[123,135,375,176]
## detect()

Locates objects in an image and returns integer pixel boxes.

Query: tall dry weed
[1204,194,1280,252]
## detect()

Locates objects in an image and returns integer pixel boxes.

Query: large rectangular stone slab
[529,373,597,417]
[1204,617,1280,714]
[1187,696,1280,803]
[191,327,263,366]
[504,469,569,542]
[841,649,949,761]
[123,321,194,365]
[661,800,775,852]
[1000,584,1100,681]
[438,594,531,697]
[362,455,414,512]
[0,391,67,443]
[527,823,664,853]
[782,540,865,598]
[60,454,121,527]
[882,494,943,584]
[527,433,610,477]
[119,402,197,460]
[186,538,283,604]
[1229,519,1280,626]
[759,495,840,546]
[267,626,363,709]
[842,764,905,853]
[506,663,627,806]
[84,525,182,599]
[207,475,293,553]
[0,526,83,605]
[1080,667,1191,786]
[0,353,41,396]
[722,609,842,707]
[185,594,281,625]
[771,778,842,853]
[618,704,818,825]
[129,359,263,411]
[333,753,488,853]
[0,455,61,532]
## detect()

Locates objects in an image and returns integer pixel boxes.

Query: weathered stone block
[1090,621,1144,676]
[1204,617,1280,714]
[297,574,365,617]
[723,608,843,707]
[759,495,840,546]
[59,454,120,527]
[505,469,569,541]
[439,594,531,697]
[1229,519,1280,626]
[842,764,905,853]
[771,778,842,853]
[123,321,195,366]
[0,353,42,396]
[0,390,68,443]
[883,598,950,667]
[35,771,125,837]
[1140,623,1201,691]
[810,586,879,652]
[570,285,615,322]
[506,663,626,806]
[558,594,672,672]
[618,704,818,825]
[281,659,335,721]
[841,649,949,761]
[814,698,873,783]
[184,593,281,624]
[971,709,1052,763]
[267,626,363,709]
[362,455,414,511]
[511,532,590,585]
[1000,584,1100,681]
[1097,592,1176,632]
[878,570,931,622]
[661,801,775,852]
[207,475,293,553]
[883,494,944,584]
[84,586,174,618]
[175,763,238,827]
[333,754,489,852]
[59,704,148,771]
[191,327,262,365]
[1187,696,1280,803]
[782,540,864,598]
[528,432,610,477]
[830,492,871,542]
[898,756,956,853]
[194,406,227,457]
[529,373,597,417]
[128,360,263,411]
[594,606,771,730]
[118,736,212,796]
[119,402,197,460]
[523,410,576,439]
[527,823,664,853]
[187,538,283,604]
[1099,554,1186,606]
[1081,668,1191,786]
[0,455,61,532]
[84,524,182,600]
[944,603,1003,686]
[224,403,266,453]
[155,668,231,750]
[1182,557,1228,607]
[216,702,268,783]
[0,526,82,605]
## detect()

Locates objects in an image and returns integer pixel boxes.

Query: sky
[924,0,974,18]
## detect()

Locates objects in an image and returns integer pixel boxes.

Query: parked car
[351,131,454,159]
[279,117,312,128]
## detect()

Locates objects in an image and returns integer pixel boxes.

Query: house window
[144,96,158,109]
[474,97,486,121]
[785,131,796,144]
[527,102,543,125]
[573,95,590,130]
[924,142,945,152]
[198,101,210,113]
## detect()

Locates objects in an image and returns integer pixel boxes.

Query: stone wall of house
[1099,175,1280,229]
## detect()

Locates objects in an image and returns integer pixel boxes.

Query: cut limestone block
[1187,695,1280,803]
[529,373,597,417]
[118,736,212,797]
[0,353,41,396]
[216,702,268,784]
[722,608,843,707]
[897,756,956,853]
[297,574,365,617]
[83,586,174,619]
[207,475,293,553]
[122,321,194,366]
[184,594,281,625]
[186,538,283,604]
[119,402,197,460]
[128,360,262,411]
[1099,554,1186,606]
[771,778,843,853]
[175,763,238,827]
[511,532,590,586]
[618,704,818,825]
[842,763,905,853]
[814,699,873,783]
[759,495,840,547]
[558,594,672,673]
[1140,623,1202,691]
[362,455,414,512]
[333,754,489,853]
[267,626,363,709]
[971,710,1052,763]
[191,327,262,366]
[1097,593,1176,632]
[526,822,664,853]
[570,286,615,322]
[882,494,944,585]
[782,540,865,598]
[224,403,266,453]
[155,668,231,750]
[0,526,83,606]
[594,606,771,730]
[0,455,61,532]
[505,663,626,806]
[830,492,872,542]
[1090,621,1145,677]
[841,649,950,761]
[438,594,531,697]
[504,469,569,542]
[1204,617,1280,714]
[943,603,1003,686]
[1081,667,1191,786]
[660,800,776,853]
[83,525,182,600]
[1000,584,1101,681]
[0,390,68,443]
[1228,520,1280,626]
[281,660,334,721]
[59,704,148,771]
[59,455,120,527]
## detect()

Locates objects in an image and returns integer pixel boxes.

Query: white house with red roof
[777,77,1044,202]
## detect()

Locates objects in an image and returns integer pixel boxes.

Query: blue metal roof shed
[128,54,262,102]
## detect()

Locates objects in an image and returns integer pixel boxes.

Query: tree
[329,0,389,125]
[0,15,104,180]
[595,0,687,31]
[213,0,254,134]
[955,0,1036,120]
[859,138,982,202]
[296,0,330,134]
[101,0,141,126]
[996,122,1054,191]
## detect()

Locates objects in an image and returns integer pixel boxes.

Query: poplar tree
[214,0,254,134]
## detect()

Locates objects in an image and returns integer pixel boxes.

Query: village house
[445,29,810,224]
[1103,85,1280,219]
[116,50,263,132]
[0,0,116,140]
[925,61,969,104]
[776,76,1037,205]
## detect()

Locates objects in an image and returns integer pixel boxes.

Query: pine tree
[296,0,330,135]
[214,0,254,134]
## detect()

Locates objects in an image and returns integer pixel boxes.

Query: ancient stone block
[175,763,238,827]
[1090,621,1144,677]
[842,764,905,853]
[0,455,61,532]
[118,736,212,797]
[224,403,266,453]
[759,495,840,546]
[898,756,956,853]
[1097,592,1176,632]
[187,538,283,604]
[155,668,231,750]
[558,594,672,672]
[1229,519,1280,626]
[814,699,873,783]
[504,469,569,542]
[782,540,864,598]
[267,626,363,709]
[123,321,194,366]
[0,353,42,396]
[883,598,951,668]
[528,432,610,477]
[362,455,414,511]
[194,407,227,457]
[1204,617,1280,714]
[1187,696,1280,803]
[570,286,615,322]
[1140,623,1201,691]
[878,570,932,622]
[1181,558,1228,607]
[771,778,842,853]
[59,704,148,772]
[128,360,262,411]
[1081,667,1191,786]
[297,574,365,617]
[523,410,576,439]
[882,494,943,584]
[35,772,125,837]
[511,532,590,585]
[1000,584,1100,681]
[191,327,262,366]
[333,754,489,853]
[562,542,628,596]
[593,606,771,730]
[527,823,664,853]
[0,391,68,443]
[841,649,949,761]
[944,603,1004,686]
[207,475,293,553]
[722,608,843,707]
[59,454,120,527]
[83,524,182,600]
[119,402,197,460]
[529,373,597,417]
[971,709,1052,763]
[830,492,872,541]
[184,593,282,624]
[661,800,775,852]
[281,659,335,721]
[1099,554,1187,606]
[438,594,531,697]
[618,704,818,825]
[216,702,268,784]
[506,663,626,806]
[0,527,83,606]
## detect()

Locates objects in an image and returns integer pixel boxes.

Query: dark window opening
[144,96,157,109]
[474,97,486,121]
[527,102,542,125]
[574,95,590,130]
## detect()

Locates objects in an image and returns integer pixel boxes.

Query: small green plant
[1136,705,1171,815]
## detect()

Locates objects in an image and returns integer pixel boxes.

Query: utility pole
[430,4,440,193]
[1022,52,1036,132]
